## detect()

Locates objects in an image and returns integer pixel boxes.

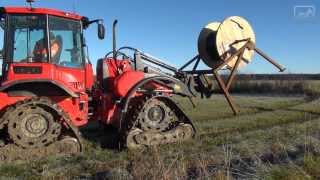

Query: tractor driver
[32,32,62,63]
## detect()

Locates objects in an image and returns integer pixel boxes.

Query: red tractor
[0,2,285,159]
[0,3,196,155]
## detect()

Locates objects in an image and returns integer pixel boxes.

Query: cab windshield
[8,15,47,63]
[49,16,83,68]
[6,14,83,68]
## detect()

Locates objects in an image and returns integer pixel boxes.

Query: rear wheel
[0,97,82,161]
[8,104,61,149]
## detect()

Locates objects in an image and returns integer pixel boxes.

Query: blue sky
[0,0,319,73]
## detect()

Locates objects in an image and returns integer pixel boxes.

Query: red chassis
[0,7,172,129]
[0,58,171,128]
[0,62,92,127]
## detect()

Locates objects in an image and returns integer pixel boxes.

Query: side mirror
[98,23,105,40]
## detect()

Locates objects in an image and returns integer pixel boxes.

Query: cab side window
[8,15,47,62]
[13,28,46,61]
[49,16,83,68]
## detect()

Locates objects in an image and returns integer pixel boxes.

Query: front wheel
[123,96,195,149]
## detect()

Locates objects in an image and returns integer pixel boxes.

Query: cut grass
[303,154,320,178]
[197,109,311,137]
[289,99,320,114]
[0,95,320,179]
[263,165,311,180]
[178,95,304,121]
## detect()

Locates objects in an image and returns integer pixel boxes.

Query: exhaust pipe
[113,20,118,60]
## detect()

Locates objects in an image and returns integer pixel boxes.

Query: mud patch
[0,136,81,163]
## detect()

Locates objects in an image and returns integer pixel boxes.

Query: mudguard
[0,79,78,97]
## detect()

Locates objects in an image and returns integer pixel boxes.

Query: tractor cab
[1,10,83,65]
[0,6,105,95]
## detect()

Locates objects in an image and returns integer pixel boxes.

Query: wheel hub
[148,105,165,122]
[138,98,173,131]
[22,114,49,138]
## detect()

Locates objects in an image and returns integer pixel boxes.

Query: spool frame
[179,39,285,115]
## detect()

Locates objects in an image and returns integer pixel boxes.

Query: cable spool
[198,16,256,69]
[180,16,284,115]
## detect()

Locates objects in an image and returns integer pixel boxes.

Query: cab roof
[0,6,85,21]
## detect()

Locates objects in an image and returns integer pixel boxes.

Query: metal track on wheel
[123,95,196,149]
[126,123,194,149]
[0,97,83,161]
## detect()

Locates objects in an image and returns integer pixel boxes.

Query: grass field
[1,81,320,179]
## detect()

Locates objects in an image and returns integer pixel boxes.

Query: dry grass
[0,80,320,179]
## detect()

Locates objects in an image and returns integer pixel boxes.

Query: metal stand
[212,41,249,115]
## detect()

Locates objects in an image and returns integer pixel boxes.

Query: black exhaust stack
[113,20,118,60]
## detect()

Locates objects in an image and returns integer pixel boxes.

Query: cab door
[48,16,86,92]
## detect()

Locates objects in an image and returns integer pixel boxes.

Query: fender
[0,79,79,97]
[119,75,193,128]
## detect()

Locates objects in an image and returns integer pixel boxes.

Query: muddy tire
[0,106,14,130]
[7,98,62,149]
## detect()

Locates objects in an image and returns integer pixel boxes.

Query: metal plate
[13,66,42,74]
